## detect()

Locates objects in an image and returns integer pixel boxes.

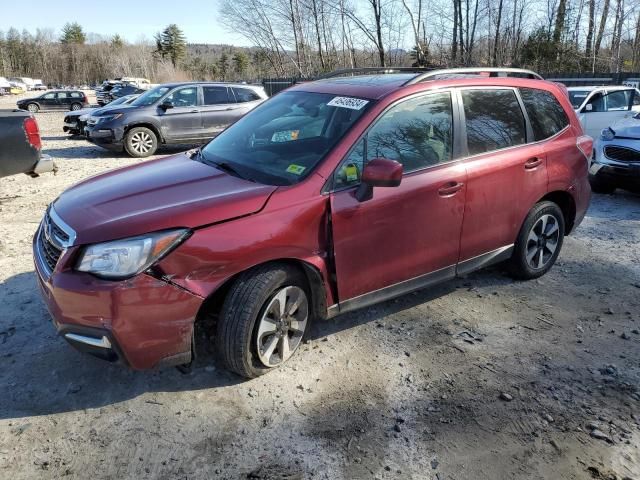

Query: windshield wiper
[212,161,255,182]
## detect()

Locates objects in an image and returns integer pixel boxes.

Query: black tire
[70,103,82,111]
[508,201,565,280]
[27,103,39,113]
[124,126,158,157]
[589,174,616,194]
[216,264,311,378]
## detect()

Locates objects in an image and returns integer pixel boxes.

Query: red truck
[33,68,592,378]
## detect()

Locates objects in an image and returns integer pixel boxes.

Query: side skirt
[327,244,513,319]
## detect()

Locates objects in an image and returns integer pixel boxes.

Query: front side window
[520,88,569,141]
[203,86,231,105]
[199,91,370,186]
[43,93,55,99]
[233,87,261,102]
[604,90,631,111]
[462,89,526,155]
[165,87,198,107]
[333,92,454,188]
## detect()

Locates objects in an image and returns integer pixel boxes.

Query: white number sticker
[327,96,369,110]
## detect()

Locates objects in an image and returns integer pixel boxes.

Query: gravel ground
[1,93,639,480]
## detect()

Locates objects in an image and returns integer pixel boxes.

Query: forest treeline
[1,0,639,84]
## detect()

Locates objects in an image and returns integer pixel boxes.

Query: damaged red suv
[34,68,592,378]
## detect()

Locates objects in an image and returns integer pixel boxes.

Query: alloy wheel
[27,104,38,113]
[255,286,308,367]
[71,103,81,111]
[130,131,153,155]
[525,214,560,269]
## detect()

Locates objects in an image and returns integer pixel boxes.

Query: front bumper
[591,138,640,191]
[84,124,125,150]
[33,222,203,369]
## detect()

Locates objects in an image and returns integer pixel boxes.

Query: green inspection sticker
[286,164,306,175]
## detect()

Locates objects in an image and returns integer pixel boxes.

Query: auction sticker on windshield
[286,164,306,175]
[327,96,369,110]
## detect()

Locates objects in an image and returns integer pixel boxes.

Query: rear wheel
[27,103,39,113]
[70,103,82,111]
[124,127,158,157]
[216,264,310,378]
[589,174,616,194]
[509,201,565,280]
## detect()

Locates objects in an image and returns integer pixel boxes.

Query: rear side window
[461,89,526,155]
[232,87,261,102]
[519,88,569,141]
[57,92,69,99]
[203,86,231,105]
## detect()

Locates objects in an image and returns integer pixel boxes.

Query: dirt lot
[1,93,639,480]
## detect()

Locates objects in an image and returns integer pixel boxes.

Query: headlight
[76,229,190,279]
[600,128,615,141]
[97,113,123,123]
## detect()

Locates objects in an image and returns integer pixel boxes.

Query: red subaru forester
[34,68,592,378]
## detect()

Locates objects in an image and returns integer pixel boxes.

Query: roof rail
[317,67,432,79]
[405,67,543,84]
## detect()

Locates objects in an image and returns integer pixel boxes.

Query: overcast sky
[1,0,250,45]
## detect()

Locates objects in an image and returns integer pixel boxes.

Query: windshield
[568,90,590,109]
[200,91,371,186]
[130,86,171,107]
[109,96,130,106]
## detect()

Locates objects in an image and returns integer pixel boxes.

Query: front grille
[36,211,70,275]
[604,145,640,163]
[38,228,62,273]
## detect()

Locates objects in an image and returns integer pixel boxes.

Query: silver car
[590,114,640,193]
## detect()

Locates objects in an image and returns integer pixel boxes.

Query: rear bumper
[33,228,203,369]
[30,154,57,176]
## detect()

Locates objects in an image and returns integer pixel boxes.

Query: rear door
[159,86,202,142]
[55,92,70,110]
[200,86,237,138]
[457,87,548,267]
[329,91,467,304]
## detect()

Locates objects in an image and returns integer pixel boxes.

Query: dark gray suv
[84,82,268,157]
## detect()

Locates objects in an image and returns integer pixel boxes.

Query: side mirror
[355,158,403,202]
[584,103,593,112]
[160,101,174,110]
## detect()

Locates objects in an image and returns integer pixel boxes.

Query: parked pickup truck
[0,110,56,178]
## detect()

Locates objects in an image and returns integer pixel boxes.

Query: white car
[568,86,640,139]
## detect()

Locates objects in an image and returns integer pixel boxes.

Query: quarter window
[461,89,526,155]
[232,87,261,102]
[333,92,454,188]
[519,88,569,141]
[203,86,231,105]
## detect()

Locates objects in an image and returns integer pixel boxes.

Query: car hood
[53,152,277,245]
[67,107,95,117]
[93,104,138,117]
[611,116,640,139]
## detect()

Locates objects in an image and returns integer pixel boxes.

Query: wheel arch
[539,190,577,234]
[123,122,164,143]
[194,258,329,340]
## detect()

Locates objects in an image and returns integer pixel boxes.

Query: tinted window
[520,88,569,141]
[333,92,454,188]
[568,90,590,109]
[462,89,526,155]
[203,86,231,105]
[233,87,261,102]
[165,87,198,107]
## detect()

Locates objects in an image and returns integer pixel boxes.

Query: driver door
[329,91,466,306]
[579,89,635,138]
[159,86,203,142]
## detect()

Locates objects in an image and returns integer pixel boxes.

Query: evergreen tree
[233,51,249,77]
[60,22,86,44]
[154,24,187,68]
[218,53,229,80]
[111,34,125,49]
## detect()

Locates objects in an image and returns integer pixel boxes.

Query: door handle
[525,157,543,169]
[190,109,200,113]
[438,181,464,197]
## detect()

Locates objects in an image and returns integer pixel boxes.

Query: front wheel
[27,103,39,113]
[216,264,311,378]
[508,201,565,280]
[124,127,158,157]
